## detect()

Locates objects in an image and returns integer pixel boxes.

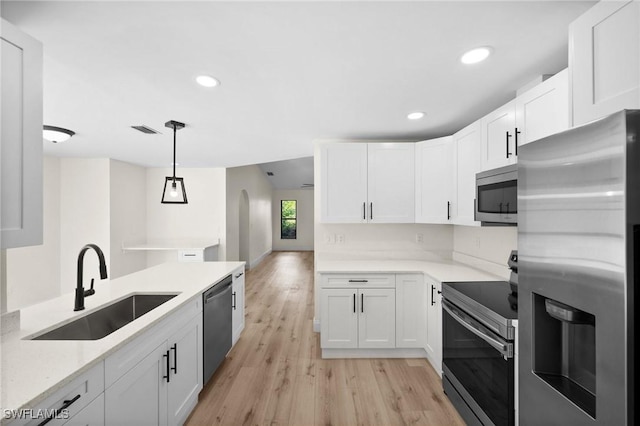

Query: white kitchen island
[0,261,243,425]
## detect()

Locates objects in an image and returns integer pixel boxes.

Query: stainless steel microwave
[475,164,517,225]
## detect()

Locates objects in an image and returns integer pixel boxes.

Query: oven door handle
[442,300,513,359]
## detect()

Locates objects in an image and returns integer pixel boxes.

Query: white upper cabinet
[415,137,453,224]
[480,100,517,171]
[367,143,415,223]
[480,69,570,171]
[452,121,481,226]
[320,142,414,223]
[515,69,569,146]
[570,0,639,126]
[1,19,43,249]
[320,143,368,223]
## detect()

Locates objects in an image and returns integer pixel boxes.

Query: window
[281,200,297,239]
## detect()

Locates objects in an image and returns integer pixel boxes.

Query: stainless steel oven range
[442,252,518,426]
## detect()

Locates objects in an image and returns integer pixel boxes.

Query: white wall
[146,167,226,267]
[226,165,273,268]
[59,158,111,295]
[272,189,314,251]
[110,159,147,279]
[5,157,61,311]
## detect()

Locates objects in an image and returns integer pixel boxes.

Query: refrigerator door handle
[443,300,513,358]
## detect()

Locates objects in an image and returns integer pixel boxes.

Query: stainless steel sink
[31,294,178,340]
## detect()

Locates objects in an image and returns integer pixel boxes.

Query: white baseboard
[249,249,272,270]
[313,318,320,332]
[321,348,427,359]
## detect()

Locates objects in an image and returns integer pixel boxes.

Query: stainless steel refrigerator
[518,110,638,425]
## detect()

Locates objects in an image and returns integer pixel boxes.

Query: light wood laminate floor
[186,251,464,426]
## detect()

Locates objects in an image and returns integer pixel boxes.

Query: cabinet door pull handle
[506,131,512,158]
[235,272,244,278]
[353,293,356,313]
[447,201,451,220]
[171,344,178,374]
[348,279,368,283]
[370,202,373,220]
[37,394,81,426]
[431,285,435,306]
[163,350,171,382]
[363,202,366,220]
[514,128,520,156]
[361,293,364,313]
[232,291,237,310]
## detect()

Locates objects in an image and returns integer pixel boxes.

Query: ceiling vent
[266,172,274,176]
[131,125,160,134]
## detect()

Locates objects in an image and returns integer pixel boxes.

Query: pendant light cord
[172,123,177,182]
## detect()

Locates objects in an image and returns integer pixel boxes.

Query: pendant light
[161,120,188,204]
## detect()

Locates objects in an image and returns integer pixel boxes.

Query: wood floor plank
[185,251,464,426]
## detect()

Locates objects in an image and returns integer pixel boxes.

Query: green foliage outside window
[281,200,297,239]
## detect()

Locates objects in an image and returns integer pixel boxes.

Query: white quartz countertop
[0,261,244,413]
[316,259,505,282]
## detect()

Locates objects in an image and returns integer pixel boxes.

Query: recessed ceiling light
[196,75,219,88]
[407,112,425,120]
[460,47,493,65]
[43,125,75,143]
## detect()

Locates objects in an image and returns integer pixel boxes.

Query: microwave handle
[442,300,513,358]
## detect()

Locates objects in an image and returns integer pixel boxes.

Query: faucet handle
[84,278,96,297]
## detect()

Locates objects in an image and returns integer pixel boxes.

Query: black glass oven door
[442,300,514,426]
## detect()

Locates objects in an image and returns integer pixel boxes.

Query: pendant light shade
[161,120,188,204]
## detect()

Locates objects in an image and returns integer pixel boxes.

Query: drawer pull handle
[184,254,196,257]
[37,394,81,426]
[348,279,368,283]
[235,272,244,278]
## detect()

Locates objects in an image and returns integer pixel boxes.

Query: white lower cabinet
[358,288,396,348]
[105,299,203,426]
[8,362,105,426]
[320,287,395,349]
[425,278,443,376]
[166,318,202,425]
[63,393,104,426]
[232,267,245,346]
[105,343,168,426]
[395,274,426,348]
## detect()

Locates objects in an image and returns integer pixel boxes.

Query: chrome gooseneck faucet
[74,244,108,311]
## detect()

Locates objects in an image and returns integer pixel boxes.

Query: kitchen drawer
[9,362,104,426]
[178,250,204,262]
[320,274,396,288]
[63,393,104,426]
[104,297,200,388]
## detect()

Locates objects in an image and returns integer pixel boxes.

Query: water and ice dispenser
[532,293,596,418]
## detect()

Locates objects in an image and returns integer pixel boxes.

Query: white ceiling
[2,1,594,169]
[258,156,314,190]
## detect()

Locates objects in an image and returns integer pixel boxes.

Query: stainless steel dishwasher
[203,274,233,384]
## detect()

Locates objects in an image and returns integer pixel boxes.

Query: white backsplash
[315,223,454,261]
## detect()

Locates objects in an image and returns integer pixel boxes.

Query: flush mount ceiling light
[43,125,75,143]
[407,112,426,120]
[460,46,493,65]
[196,75,220,88]
[161,120,188,204]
